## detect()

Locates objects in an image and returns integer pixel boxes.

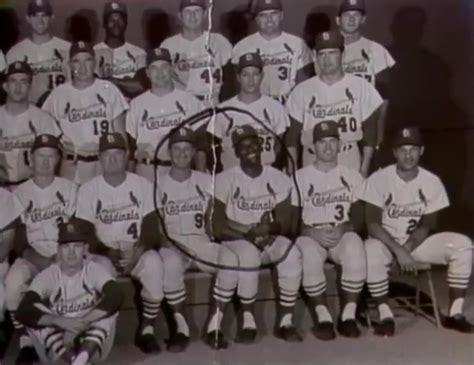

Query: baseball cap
[58,220,88,245]
[27,0,53,16]
[146,48,172,66]
[179,0,206,11]
[99,133,127,153]
[103,1,127,19]
[393,127,423,147]
[254,0,283,14]
[314,30,345,52]
[31,134,61,153]
[231,125,259,148]
[169,127,195,146]
[313,121,339,142]
[69,41,95,59]
[5,61,33,77]
[339,0,366,15]
[237,52,264,72]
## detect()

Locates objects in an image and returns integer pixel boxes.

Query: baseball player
[5,134,77,364]
[207,52,290,172]
[42,41,128,184]
[286,30,382,177]
[160,0,233,106]
[0,61,60,189]
[212,125,302,345]
[94,1,147,99]
[127,48,207,181]
[157,128,239,351]
[232,0,314,104]
[361,127,474,336]
[6,0,70,106]
[16,220,124,365]
[75,133,164,353]
[292,121,366,340]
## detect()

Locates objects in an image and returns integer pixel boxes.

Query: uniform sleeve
[290,172,302,207]
[141,179,155,216]
[214,172,230,204]
[360,172,385,208]
[88,261,114,292]
[0,51,5,73]
[272,102,291,135]
[187,94,207,130]
[298,40,314,69]
[361,81,383,122]
[125,100,139,139]
[109,82,129,120]
[41,89,59,120]
[216,34,232,66]
[372,42,395,75]
[424,177,450,215]
[206,102,228,139]
[274,171,292,203]
[28,267,55,298]
[350,170,365,202]
[75,184,96,223]
[6,45,22,64]
[67,182,79,217]
[285,84,305,123]
[0,188,22,230]
[231,39,246,65]
[38,110,61,136]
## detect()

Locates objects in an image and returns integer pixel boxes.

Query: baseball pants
[60,160,102,185]
[303,141,361,171]
[223,236,302,308]
[0,261,9,322]
[366,232,472,298]
[296,232,367,297]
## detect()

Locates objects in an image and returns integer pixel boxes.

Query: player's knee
[238,242,261,268]
[277,245,302,278]
[219,246,239,268]
[451,233,472,251]
[140,249,164,274]
[364,238,385,259]
[160,248,185,273]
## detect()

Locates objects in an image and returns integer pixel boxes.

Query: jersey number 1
[93,120,110,136]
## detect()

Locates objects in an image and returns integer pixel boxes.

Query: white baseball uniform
[0,50,6,73]
[286,74,383,169]
[361,165,472,298]
[94,42,146,79]
[0,105,60,185]
[232,32,313,103]
[207,95,290,169]
[161,32,232,105]
[6,37,70,105]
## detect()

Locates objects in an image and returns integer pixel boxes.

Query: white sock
[243,311,256,329]
[71,351,90,365]
[315,305,333,323]
[341,302,357,321]
[279,313,293,328]
[207,310,223,333]
[378,303,394,320]
[141,325,154,336]
[449,298,464,317]
[174,313,190,337]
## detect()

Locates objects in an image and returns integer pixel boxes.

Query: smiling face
[3,73,31,102]
[70,52,95,82]
[255,9,283,36]
[105,12,127,38]
[394,144,423,172]
[337,10,365,35]
[170,141,195,169]
[314,136,339,163]
[235,136,262,168]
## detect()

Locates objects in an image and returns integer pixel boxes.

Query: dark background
[0,0,473,233]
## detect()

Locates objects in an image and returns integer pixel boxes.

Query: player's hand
[394,247,418,275]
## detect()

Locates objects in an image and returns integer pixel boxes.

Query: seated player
[75,133,165,353]
[6,134,77,364]
[157,127,239,351]
[361,127,474,336]
[212,125,302,345]
[292,121,366,340]
[16,221,124,365]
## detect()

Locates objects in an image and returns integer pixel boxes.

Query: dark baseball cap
[27,0,53,16]
[314,30,345,52]
[169,127,195,146]
[393,127,423,147]
[58,220,88,245]
[255,0,283,14]
[146,48,172,66]
[69,41,95,59]
[313,121,339,142]
[6,61,33,77]
[103,1,127,19]
[99,133,127,153]
[232,125,259,148]
[339,0,366,15]
[237,52,264,72]
[31,134,61,152]
[180,0,206,10]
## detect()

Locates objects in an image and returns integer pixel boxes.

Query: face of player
[100,148,128,175]
[337,10,365,35]
[105,12,127,38]
[170,141,195,169]
[70,52,95,82]
[32,147,60,177]
[314,137,339,163]
[256,10,283,36]
[394,145,424,172]
[238,66,263,95]
[57,241,86,271]
[3,74,31,102]
[27,13,53,35]
[316,48,343,76]
[147,61,173,88]
[235,137,262,167]
[180,6,205,31]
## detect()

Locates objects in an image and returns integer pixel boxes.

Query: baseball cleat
[312,321,336,341]
[337,319,361,338]
[443,315,474,333]
[166,332,190,353]
[235,328,257,344]
[275,326,303,342]
[373,318,395,337]
[15,346,39,365]
[135,333,161,354]
[203,330,229,350]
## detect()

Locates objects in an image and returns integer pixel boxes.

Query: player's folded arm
[211,198,247,242]
[94,280,125,318]
[16,291,46,329]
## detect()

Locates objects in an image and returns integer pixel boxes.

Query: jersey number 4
[127,222,138,239]
[200,69,222,84]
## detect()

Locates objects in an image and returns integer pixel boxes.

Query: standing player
[5,134,77,364]
[0,61,60,188]
[157,128,239,351]
[76,133,165,353]
[42,41,128,184]
[6,0,70,106]
[232,0,314,104]
[16,221,124,365]
[292,121,366,340]
[361,127,474,336]
[94,2,147,99]
[213,125,302,344]
[161,0,233,106]
[286,30,382,177]
[127,48,206,180]
[207,52,290,171]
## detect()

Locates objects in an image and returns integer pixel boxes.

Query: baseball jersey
[28,260,113,318]
[42,79,128,155]
[232,32,313,100]
[0,105,60,183]
[157,171,212,237]
[126,89,205,161]
[291,165,363,226]
[207,95,289,168]
[15,177,77,258]
[361,164,449,245]
[76,172,154,250]
[0,51,6,73]
[161,32,232,100]
[0,187,22,230]
[215,165,291,225]
[6,37,70,104]
[94,42,146,79]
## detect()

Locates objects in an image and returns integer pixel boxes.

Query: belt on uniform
[1,178,28,188]
[138,158,172,166]
[65,154,99,162]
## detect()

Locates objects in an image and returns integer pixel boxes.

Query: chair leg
[426,270,441,327]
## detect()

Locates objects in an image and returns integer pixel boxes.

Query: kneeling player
[16,221,123,365]
[213,125,302,345]
[157,128,239,351]
[293,121,366,340]
[361,127,474,336]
